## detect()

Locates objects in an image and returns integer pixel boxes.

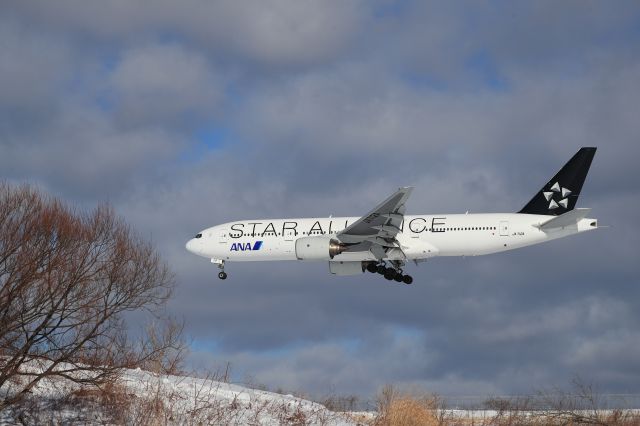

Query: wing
[337,187,413,256]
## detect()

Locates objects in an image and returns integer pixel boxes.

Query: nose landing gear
[212,258,227,280]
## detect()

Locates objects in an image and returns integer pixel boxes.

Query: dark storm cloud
[2,1,640,398]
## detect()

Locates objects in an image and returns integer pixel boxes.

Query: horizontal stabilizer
[536,208,591,231]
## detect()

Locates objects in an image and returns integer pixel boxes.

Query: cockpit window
[195,233,202,238]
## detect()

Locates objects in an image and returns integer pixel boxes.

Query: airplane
[186,147,598,284]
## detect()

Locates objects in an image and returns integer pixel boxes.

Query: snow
[8,360,635,424]
[0,361,369,425]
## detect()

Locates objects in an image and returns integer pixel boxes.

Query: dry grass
[370,383,640,426]
[373,384,443,426]
[377,397,440,426]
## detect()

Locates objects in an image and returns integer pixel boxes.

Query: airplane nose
[185,239,196,253]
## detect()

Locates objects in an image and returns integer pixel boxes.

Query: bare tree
[535,377,633,426]
[0,182,184,410]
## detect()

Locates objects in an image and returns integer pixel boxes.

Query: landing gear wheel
[383,268,395,280]
[218,271,227,280]
[402,275,413,285]
[366,263,378,273]
[377,265,386,274]
[394,273,404,282]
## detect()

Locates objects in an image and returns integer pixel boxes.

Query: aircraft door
[218,228,228,243]
[499,221,509,236]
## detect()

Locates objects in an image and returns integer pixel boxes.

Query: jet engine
[295,236,348,260]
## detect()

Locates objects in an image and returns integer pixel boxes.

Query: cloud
[0,106,181,198]
[5,0,365,68]
[0,19,72,114]
[1,0,640,400]
[110,43,222,127]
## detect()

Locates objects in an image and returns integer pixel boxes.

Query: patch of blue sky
[65,73,88,100]
[223,81,250,108]
[94,92,114,112]
[179,124,234,163]
[101,53,120,74]
[196,125,231,150]
[372,0,412,19]
[252,345,298,359]
[391,325,425,340]
[64,54,118,111]
[251,337,363,359]
[342,337,364,354]
[90,55,120,112]
[191,338,223,353]
[400,72,449,92]
[465,50,509,92]
[157,30,187,46]
[633,17,640,36]
[69,79,114,113]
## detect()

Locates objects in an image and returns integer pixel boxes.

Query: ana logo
[230,241,263,252]
[543,182,572,210]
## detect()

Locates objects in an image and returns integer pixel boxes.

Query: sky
[2,1,640,400]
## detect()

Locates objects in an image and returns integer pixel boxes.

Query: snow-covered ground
[118,367,370,425]
[4,361,638,425]
[0,362,372,425]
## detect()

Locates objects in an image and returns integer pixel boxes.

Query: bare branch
[0,182,183,410]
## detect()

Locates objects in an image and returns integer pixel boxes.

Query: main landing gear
[366,262,413,285]
[212,258,227,280]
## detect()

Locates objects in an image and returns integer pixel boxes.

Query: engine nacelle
[295,236,348,260]
[329,261,365,275]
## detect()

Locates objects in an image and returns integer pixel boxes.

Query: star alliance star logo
[543,182,571,210]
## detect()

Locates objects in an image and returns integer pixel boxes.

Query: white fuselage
[185,213,598,263]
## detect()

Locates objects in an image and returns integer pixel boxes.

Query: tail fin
[519,147,596,216]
